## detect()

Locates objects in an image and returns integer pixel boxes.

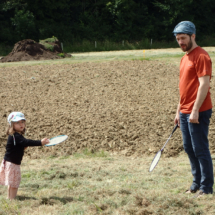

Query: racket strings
[149,150,162,172]
[46,135,68,146]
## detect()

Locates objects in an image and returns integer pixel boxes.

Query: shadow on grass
[17,195,37,201]
[40,196,74,205]
[17,195,73,205]
[49,196,74,204]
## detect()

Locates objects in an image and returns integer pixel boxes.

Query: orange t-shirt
[179,46,212,114]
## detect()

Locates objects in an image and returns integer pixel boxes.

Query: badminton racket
[45,135,68,147]
[149,124,178,172]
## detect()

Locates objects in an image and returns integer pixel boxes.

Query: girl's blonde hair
[6,122,26,135]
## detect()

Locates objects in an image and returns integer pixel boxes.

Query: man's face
[176,34,193,52]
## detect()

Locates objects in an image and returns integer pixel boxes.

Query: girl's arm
[14,134,49,147]
[14,133,42,147]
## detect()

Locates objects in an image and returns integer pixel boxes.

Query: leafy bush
[42,36,58,43]
[57,53,65,57]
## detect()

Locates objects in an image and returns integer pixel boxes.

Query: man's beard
[180,38,193,52]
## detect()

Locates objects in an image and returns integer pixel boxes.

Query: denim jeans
[180,109,214,194]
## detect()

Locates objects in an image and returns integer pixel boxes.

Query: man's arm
[189,75,210,123]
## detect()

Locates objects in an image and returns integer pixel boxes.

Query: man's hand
[189,110,199,123]
[174,115,180,127]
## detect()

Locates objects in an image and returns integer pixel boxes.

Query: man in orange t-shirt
[173,21,213,198]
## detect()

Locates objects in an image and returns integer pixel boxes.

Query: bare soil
[0,59,215,159]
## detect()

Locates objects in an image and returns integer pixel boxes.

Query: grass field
[1,152,215,215]
[1,48,215,214]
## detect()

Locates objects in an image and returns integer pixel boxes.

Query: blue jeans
[180,109,214,194]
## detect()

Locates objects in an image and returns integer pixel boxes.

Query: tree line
[0,0,215,45]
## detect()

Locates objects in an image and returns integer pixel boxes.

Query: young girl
[0,112,50,200]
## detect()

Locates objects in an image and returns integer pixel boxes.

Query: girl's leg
[8,185,18,200]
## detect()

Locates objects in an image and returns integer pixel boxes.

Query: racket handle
[162,124,178,150]
[172,124,178,134]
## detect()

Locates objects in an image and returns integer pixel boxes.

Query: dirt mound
[0,60,215,159]
[0,39,70,63]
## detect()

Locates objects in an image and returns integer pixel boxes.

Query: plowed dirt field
[1,56,215,159]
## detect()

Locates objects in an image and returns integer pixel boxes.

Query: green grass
[73,148,108,158]
[41,36,58,43]
[63,39,179,53]
[38,37,59,52]
[1,151,215,214]
[39,40,54,52]
[57,53,65,58]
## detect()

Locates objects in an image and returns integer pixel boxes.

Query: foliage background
[0,0,215,46]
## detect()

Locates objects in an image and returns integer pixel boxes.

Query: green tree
[11,9,36,40]
[0,0,215,45]
[152,0,215,40]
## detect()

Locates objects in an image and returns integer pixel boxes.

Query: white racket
[45,135,68,147]
[149,124,178,172]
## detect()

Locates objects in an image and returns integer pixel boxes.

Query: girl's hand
[41,138,50,146]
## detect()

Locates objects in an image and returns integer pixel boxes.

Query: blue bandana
[173,21,196,36]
